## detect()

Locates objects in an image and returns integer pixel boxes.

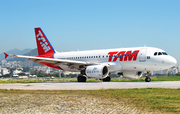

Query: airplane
[4,28,177,82]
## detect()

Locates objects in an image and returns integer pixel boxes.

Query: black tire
[77,76,87,82]
[145,77,151,82]
[102,76,111,82]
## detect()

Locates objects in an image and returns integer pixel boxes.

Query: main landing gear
[77,75,111,82]
[102,76,111,82]
[145,72,151,82]
[77,75,87,82]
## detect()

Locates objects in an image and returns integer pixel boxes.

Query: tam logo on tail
[37,30,51,53]
[35,28,55,55]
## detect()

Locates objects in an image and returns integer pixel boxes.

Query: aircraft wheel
[145,77,151,82]
[77,76,87,82]
[102,76,111,82]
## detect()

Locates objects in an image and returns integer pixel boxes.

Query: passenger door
[139,48,147,62]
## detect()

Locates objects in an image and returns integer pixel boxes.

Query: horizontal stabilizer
[4,52,9,59]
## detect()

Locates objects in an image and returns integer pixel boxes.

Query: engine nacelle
[85,65,109,79]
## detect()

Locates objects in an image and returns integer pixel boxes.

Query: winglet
[4,52,9,59]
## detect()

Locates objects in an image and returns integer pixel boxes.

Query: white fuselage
[54,47,177,75]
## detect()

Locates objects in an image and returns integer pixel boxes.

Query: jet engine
[84,64,109,79]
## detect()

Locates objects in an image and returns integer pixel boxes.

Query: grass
[0,78,77,83]
[1,88,180,113]
[150,76,180,81]
[111,76,180,82]
[1,76,180,83]
[87,88,180,113]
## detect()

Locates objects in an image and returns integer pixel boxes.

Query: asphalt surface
[0,81,180,90]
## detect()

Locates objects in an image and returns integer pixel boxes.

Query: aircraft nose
[168,56,177,66]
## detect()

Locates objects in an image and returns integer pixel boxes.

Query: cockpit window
[154,52,157,56]
[162,52,168,55]
[154,52,168,56]
[158,52,162,55]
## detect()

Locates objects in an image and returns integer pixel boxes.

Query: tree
[2,73,12,78]
[32,69,38,75]
[18,72,26,76]
[61,73,65,78]
[176,73,180,76]
[9,68,16,74]
[22,67,30,72]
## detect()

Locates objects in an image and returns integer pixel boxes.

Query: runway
[0,81,180,90]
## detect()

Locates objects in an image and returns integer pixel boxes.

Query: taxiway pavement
[0,81,180,90]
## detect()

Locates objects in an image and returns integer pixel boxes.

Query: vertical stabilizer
[34,28,55,55]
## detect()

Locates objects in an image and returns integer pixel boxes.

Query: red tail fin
[34,28,55,55]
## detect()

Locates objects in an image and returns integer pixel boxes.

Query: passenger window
[158,52,162,55]
[154,52,157,56]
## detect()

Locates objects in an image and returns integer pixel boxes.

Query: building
[34,66,52,74]
[63,71,79,75]
[1,68,9,75]
[13,69,23,75]
[29,75,37,78]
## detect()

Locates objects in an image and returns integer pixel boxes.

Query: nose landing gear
[145,72,151,82]
[145,76,151,82]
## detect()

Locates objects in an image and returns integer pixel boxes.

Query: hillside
[0,48,32,61]
[7,48,38,62]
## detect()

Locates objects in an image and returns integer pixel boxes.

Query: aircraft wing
[4,53,93,68]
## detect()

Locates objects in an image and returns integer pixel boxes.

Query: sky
[0,0,180,65]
